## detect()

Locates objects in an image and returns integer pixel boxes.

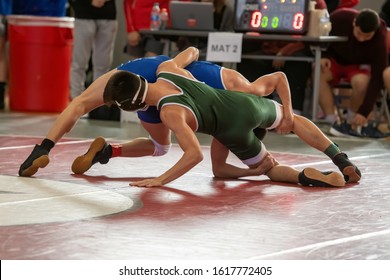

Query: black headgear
[103,71,149,111]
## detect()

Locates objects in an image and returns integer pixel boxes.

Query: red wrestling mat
[0,136,389,259]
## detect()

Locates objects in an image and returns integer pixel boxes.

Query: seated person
[319,8,388,138]
[237,0,327,116]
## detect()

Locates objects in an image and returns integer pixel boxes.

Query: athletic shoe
[359,123,389,139]
[329,121,359,137]
[332,153,361,183]
[18,145,50,177]
[330,121,389,139]
[71,137,112,174]
[253,127,267,140]
[298,168,345,187]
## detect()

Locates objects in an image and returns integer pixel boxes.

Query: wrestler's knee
[250,153,276,175]
[150,137,172,156]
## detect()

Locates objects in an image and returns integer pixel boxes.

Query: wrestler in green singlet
[157,72,283,163]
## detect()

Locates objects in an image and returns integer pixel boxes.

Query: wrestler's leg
[266,165,345,187]
[292,114,361,183]
[211,137,345,187]
[119,121,171,157]
[242,141,345,188]
[211,138,275,178]
[72,121,171,174]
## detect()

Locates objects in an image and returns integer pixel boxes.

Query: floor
[1,110,390,260]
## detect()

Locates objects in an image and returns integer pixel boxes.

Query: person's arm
[46,70,115,143]
[157,47,199,75]
[130,106,204,187]
[123,0,141,47]
[357,26,388,119]
[123,0,136,33]
[256,72,294,134]
[271,43,305,70]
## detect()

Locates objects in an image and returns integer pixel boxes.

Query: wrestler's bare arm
[131,106,204,187]
[45,69,117,143]
[156,47,199,78]
[222,69,294,134]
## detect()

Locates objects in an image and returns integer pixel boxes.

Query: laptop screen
[169,1,215,31]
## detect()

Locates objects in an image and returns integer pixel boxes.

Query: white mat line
[0,189,113,206]
[3,141,390,162]
[0,139,114,151]
[292,153,390,168]
[248,228,390,259]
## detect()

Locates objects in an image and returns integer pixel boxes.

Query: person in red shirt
[337,0,359,9]
[123,0,170,59]
[319,8,388,138]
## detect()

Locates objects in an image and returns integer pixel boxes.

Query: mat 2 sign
[210,44,238,53]
[206,32,243,63]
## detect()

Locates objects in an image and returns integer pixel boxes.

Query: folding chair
[373,89,390,129]
[333,82,352,122]
[333,83,390,129]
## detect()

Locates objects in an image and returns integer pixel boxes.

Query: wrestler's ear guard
[103,71,148,111]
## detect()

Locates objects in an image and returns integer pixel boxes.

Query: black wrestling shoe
[298,168,345,187]
[253,127,267,140]
[71,137,112,174]
[332,153,361,183]
[18,145,50,177]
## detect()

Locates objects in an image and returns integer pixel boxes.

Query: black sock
[99,145,112,164]
[324,142,341,159]
[40,138,55,152]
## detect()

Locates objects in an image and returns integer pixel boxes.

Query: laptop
[169,1,214,31]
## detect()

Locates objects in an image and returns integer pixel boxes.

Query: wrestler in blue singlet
[117,55,226,123]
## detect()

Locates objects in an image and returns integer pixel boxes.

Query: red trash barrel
[7,15,74,113]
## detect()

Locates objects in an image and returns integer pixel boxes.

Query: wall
[356,0,382,12]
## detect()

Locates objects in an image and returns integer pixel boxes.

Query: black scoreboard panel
[234,0,310,34]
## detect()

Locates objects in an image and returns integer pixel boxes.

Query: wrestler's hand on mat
[18,145,50,177]
[130,178,164,188]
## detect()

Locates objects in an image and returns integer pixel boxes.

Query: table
[140,29,347,120]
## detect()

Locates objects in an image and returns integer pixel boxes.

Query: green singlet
[157,72,282,162]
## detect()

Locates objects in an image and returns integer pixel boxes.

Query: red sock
[111,145,122,158]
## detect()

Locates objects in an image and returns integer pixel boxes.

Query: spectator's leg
[70,19,95,100]
[318,60,337,123]
[92,19,118,81]
[350,73,370,112]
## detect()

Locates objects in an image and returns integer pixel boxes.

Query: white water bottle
[150,2,161,31]
[160,8,168,30]
[307,1,332,37]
